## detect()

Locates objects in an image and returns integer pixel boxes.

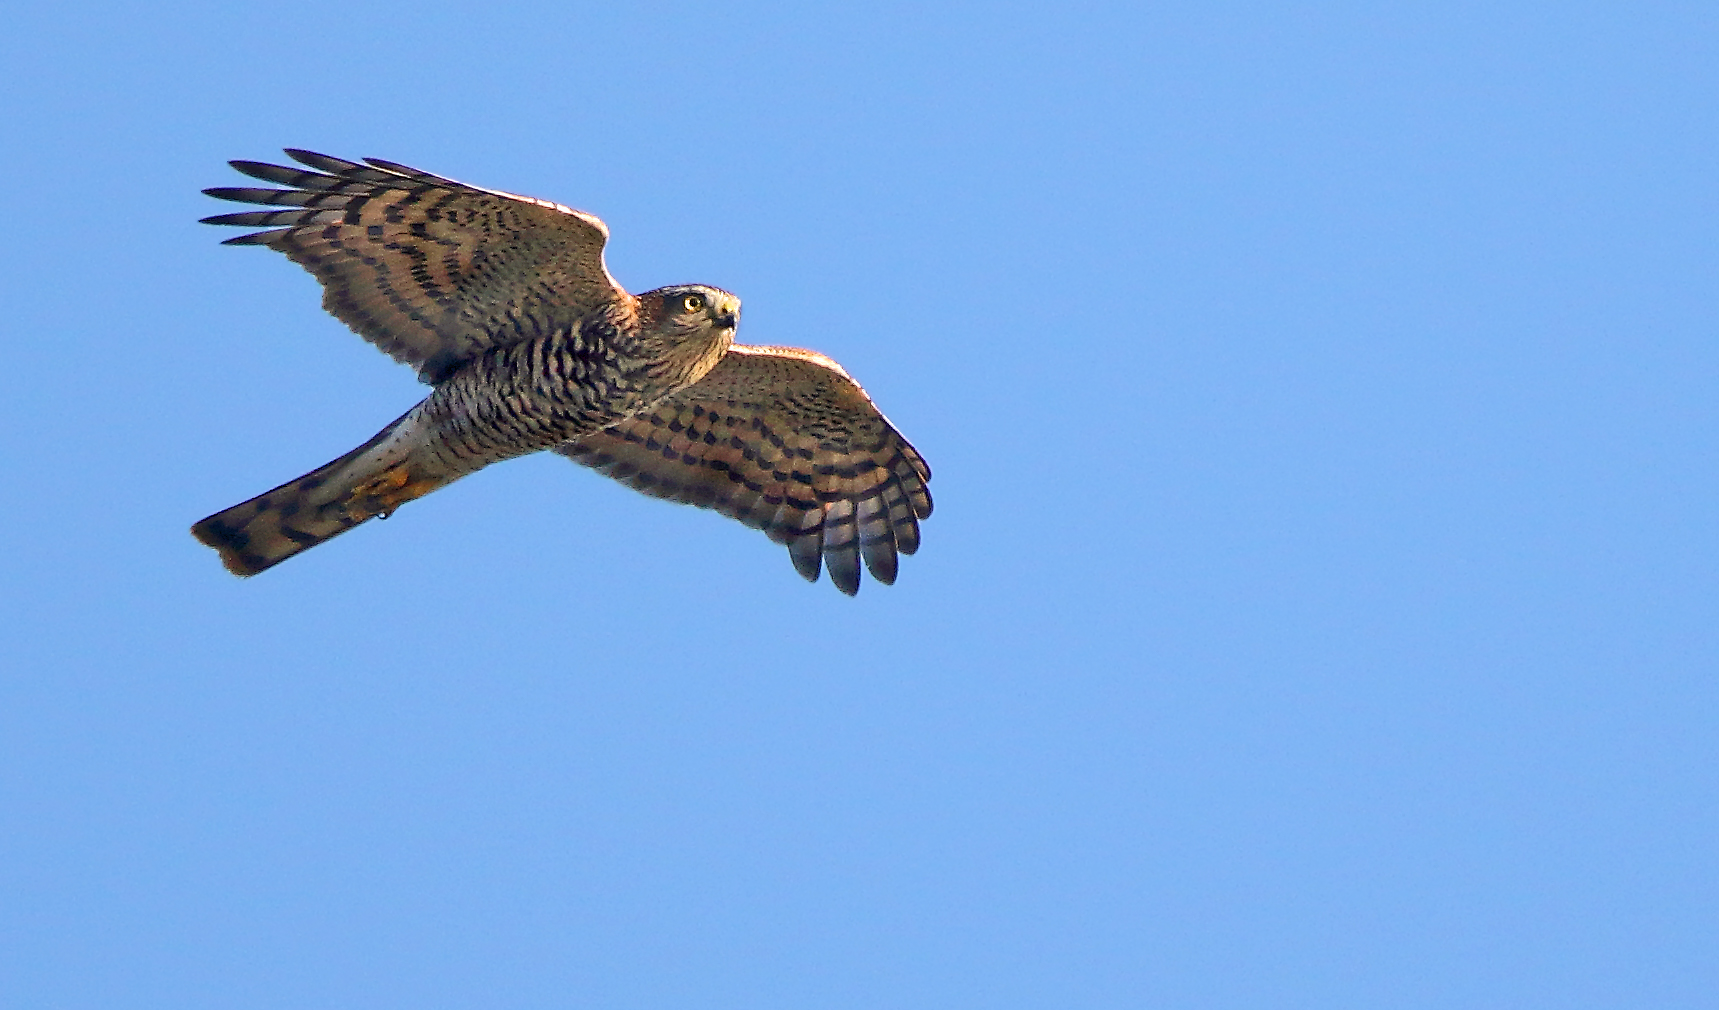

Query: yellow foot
[348,465,441,519]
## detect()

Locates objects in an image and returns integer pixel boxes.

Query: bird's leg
[343,463,445,520]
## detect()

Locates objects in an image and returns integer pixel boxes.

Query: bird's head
[636,284,740,388]
[646,284,741,336]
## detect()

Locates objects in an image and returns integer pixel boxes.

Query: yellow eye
[681,294,705,313]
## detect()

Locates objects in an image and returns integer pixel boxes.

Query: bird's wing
[557,345,932,595]
[202,149,629,383]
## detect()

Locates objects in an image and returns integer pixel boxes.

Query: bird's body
[191,151,930,593]
[193,291,732,574]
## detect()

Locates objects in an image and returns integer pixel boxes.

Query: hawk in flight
[191,150,932,594]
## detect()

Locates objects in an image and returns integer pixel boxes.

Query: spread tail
[192,410,450,577]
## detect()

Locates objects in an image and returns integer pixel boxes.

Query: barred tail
[191,409,449,577]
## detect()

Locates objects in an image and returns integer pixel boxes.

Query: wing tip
[216,229,289,246]
[788,535,823,584]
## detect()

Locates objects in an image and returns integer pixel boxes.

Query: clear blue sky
[3,2,1715,1007]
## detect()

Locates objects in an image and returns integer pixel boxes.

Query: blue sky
[3,2,1715,1007]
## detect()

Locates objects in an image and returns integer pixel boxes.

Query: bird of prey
[190,150,931,594]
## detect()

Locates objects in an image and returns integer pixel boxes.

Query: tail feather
[192,409,446,577]
[192,455,374,577]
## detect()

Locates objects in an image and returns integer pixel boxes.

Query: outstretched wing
[557,345,933,595]
[202,149,630,383]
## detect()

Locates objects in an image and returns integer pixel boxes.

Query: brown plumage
[191,150,931,593]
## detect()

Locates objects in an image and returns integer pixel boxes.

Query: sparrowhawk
[191,150,932,595]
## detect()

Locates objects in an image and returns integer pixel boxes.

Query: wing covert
[202,149,630,383]
[556,345,932,595]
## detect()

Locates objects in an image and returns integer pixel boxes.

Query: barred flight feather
[558,345,931,595]
[200,149,623,384]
